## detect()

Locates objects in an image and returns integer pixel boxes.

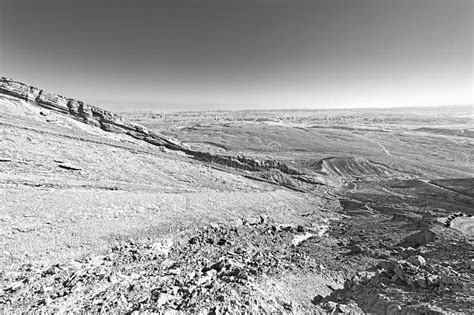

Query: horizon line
[110,103,473,114]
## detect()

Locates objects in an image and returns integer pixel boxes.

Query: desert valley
[0,77,472,313]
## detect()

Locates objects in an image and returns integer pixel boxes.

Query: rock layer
[0,77,189,151]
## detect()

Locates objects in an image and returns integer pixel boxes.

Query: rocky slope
[0,79,332,270]
[0,77,411,189]
[312,156,409,183]
[0,77,188,151]
[0,78,301,188]
[1,77,472,314]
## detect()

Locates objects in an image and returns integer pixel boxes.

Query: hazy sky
[0,0,472,111]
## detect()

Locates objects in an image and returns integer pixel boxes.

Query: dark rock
[217,238,228,246]
[312,294,324,305]
[188,237,199,245]
[58,163,82,171]
[414,275,427,288]
[398,229,436,248]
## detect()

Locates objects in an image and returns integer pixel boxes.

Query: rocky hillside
[1,77,472,314]
[1,77,417,190]
[0,77,333,189]
[0,78,188,151]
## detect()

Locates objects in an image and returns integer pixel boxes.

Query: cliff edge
[0,77,188,151]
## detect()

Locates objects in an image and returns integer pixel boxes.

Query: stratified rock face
[0,77,190,151]
[37,90,69,112]
[0,78,41,101]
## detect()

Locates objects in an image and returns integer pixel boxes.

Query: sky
[0,0,472,112]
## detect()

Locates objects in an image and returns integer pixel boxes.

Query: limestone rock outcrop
[0,77,189,151]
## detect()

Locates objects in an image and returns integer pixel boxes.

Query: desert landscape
[0,77,472,313]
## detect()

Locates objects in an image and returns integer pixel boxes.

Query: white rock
[291,232,314,246]
[407,255,426,267]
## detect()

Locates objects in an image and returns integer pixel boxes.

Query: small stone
[205,269,217,277]
[196,273,215,286]
[206,238,214,244]
[151,240,173,257]
[324,301,339,311]
[414,276,427,288]
[37,297,52,306]
[157,293,177,307]
[43,264,60,276]
[407,255,426,267]
[161,259,177,270]
[217,238,229,246]
[188,237,199,244]
[386,304,402,313]
[439,273,457,285]
[206,259,225,273]
[7,281,24,292]
[427,275,439,286]
[248,217,261,225]
[355,244,365,254]
[89,256,105,266]
[377,260,397,272]
[291,232,314,246]
[391,274,399,283]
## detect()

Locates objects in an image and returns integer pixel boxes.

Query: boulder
[398,229,436,248]
[67,99,82,116]
[427,275,439,286]
[414,274,427,288]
